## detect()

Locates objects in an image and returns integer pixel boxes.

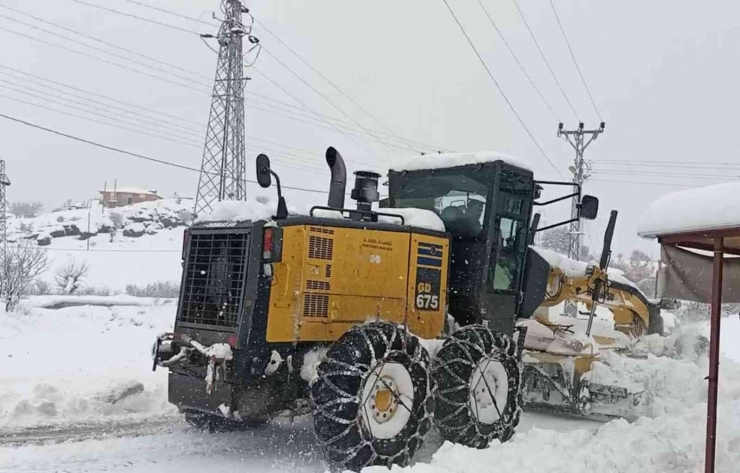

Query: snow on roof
[638,181,740,238]
[196,198,446,232]
[391,151,531,172]
[100,187,158,195]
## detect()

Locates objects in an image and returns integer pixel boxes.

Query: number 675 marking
[416,294,439,310]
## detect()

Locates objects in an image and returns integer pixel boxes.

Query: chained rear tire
[310,322,433,472]
[431,325,521,448]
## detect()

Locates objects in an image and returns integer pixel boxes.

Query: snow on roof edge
[638,181,740,239]
[391,151,531,173]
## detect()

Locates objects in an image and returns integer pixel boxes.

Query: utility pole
[558,121,605,318]
[0,160,10,295]
[194,0,260,216]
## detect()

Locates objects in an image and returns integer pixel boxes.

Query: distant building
[99,187,160,207]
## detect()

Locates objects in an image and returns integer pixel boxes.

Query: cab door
[482,170,533,334]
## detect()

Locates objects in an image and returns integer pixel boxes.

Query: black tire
[182,409,267,433]
[431,325,521,448]
[310,322,433,472]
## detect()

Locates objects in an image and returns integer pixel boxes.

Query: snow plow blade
[521,352,651,421]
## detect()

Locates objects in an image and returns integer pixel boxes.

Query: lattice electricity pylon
[194,0,260,216]
[0,160,10,274]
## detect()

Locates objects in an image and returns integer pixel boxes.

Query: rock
[36,233,52,246]
[99,380,145,404]
[63,224,81,237]
[36,401,57,416]
[160,216,182,228]
[123,222,146,238]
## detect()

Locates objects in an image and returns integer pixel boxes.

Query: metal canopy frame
[656,226,739,473]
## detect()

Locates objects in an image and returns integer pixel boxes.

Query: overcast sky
[2,0,739,257]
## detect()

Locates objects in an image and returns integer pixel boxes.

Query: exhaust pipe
[326,147,346,209]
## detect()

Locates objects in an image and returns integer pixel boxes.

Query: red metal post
[705,237,724,473]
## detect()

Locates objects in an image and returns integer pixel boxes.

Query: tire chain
[310,322,434,471]
[431,324,522,448]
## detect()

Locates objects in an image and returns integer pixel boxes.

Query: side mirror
[579,195,599,220]
[256,154,272,188]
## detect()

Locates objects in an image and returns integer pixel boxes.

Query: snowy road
[0,413,600,473]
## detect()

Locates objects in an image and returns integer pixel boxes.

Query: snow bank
[373,400,740,473]
[391,151,531,172]
[0,301,176,428]
[638,181,740,237]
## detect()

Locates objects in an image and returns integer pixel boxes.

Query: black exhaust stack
[326,147,346,209]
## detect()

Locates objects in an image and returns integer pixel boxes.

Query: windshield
[393,171,490,239]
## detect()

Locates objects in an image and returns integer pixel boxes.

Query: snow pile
[638,181,740,237]
[300,347,329,383]
[532,246,637,288]
[378,208,446,232]
[373,400,740,473]
[391,151,531,172]
[0,299,176,428]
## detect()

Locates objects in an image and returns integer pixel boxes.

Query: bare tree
[54,259,90,295]
[2,241,50,311]
[10,201,43,218]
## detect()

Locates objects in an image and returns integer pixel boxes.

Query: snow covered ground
[2,296,740,471]
[4,203,740,471]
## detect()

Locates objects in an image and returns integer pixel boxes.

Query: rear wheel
[431,325,521,448]
[310,322,433,472]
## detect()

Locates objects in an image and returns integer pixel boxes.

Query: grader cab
[152,147,656,471]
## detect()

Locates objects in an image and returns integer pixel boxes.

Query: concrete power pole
[194,0,260,216]
[558,121,604,318]
[0,160,10,295]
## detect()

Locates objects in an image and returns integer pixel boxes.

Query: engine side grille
[325,264,332,278]
[310,226,335,235]
[306,280,330,291]
[308,235,334,260]
[303,294,329,317]
[178,231,250,329]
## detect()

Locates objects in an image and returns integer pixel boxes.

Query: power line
[548,0,602,121]
[477,0,560,122]
[0,64,204,128]
[589,178,699,188]
[68,0,199,35]
[0,5,210,82]
[0,24,208,95]
[590,170,740,180]
[261,47,400,159]
[441,0,564,178]
[123,0,218,27]
[0,112,335,195]
[8,6,434,154]
[0,91,203,148]
[120,0,445,152]
[511,0,579,121]
[593,159,740,169]
[252,67,377,165]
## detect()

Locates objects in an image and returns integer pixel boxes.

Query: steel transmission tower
[194,0,259,216]
[558,121,604,318]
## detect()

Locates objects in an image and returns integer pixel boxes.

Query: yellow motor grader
[152,148,661,471]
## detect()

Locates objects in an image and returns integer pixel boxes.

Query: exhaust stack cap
[351,171,381,211]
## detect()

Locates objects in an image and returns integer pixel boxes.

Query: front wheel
[310,322,433,472]
[431,325,522,448]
